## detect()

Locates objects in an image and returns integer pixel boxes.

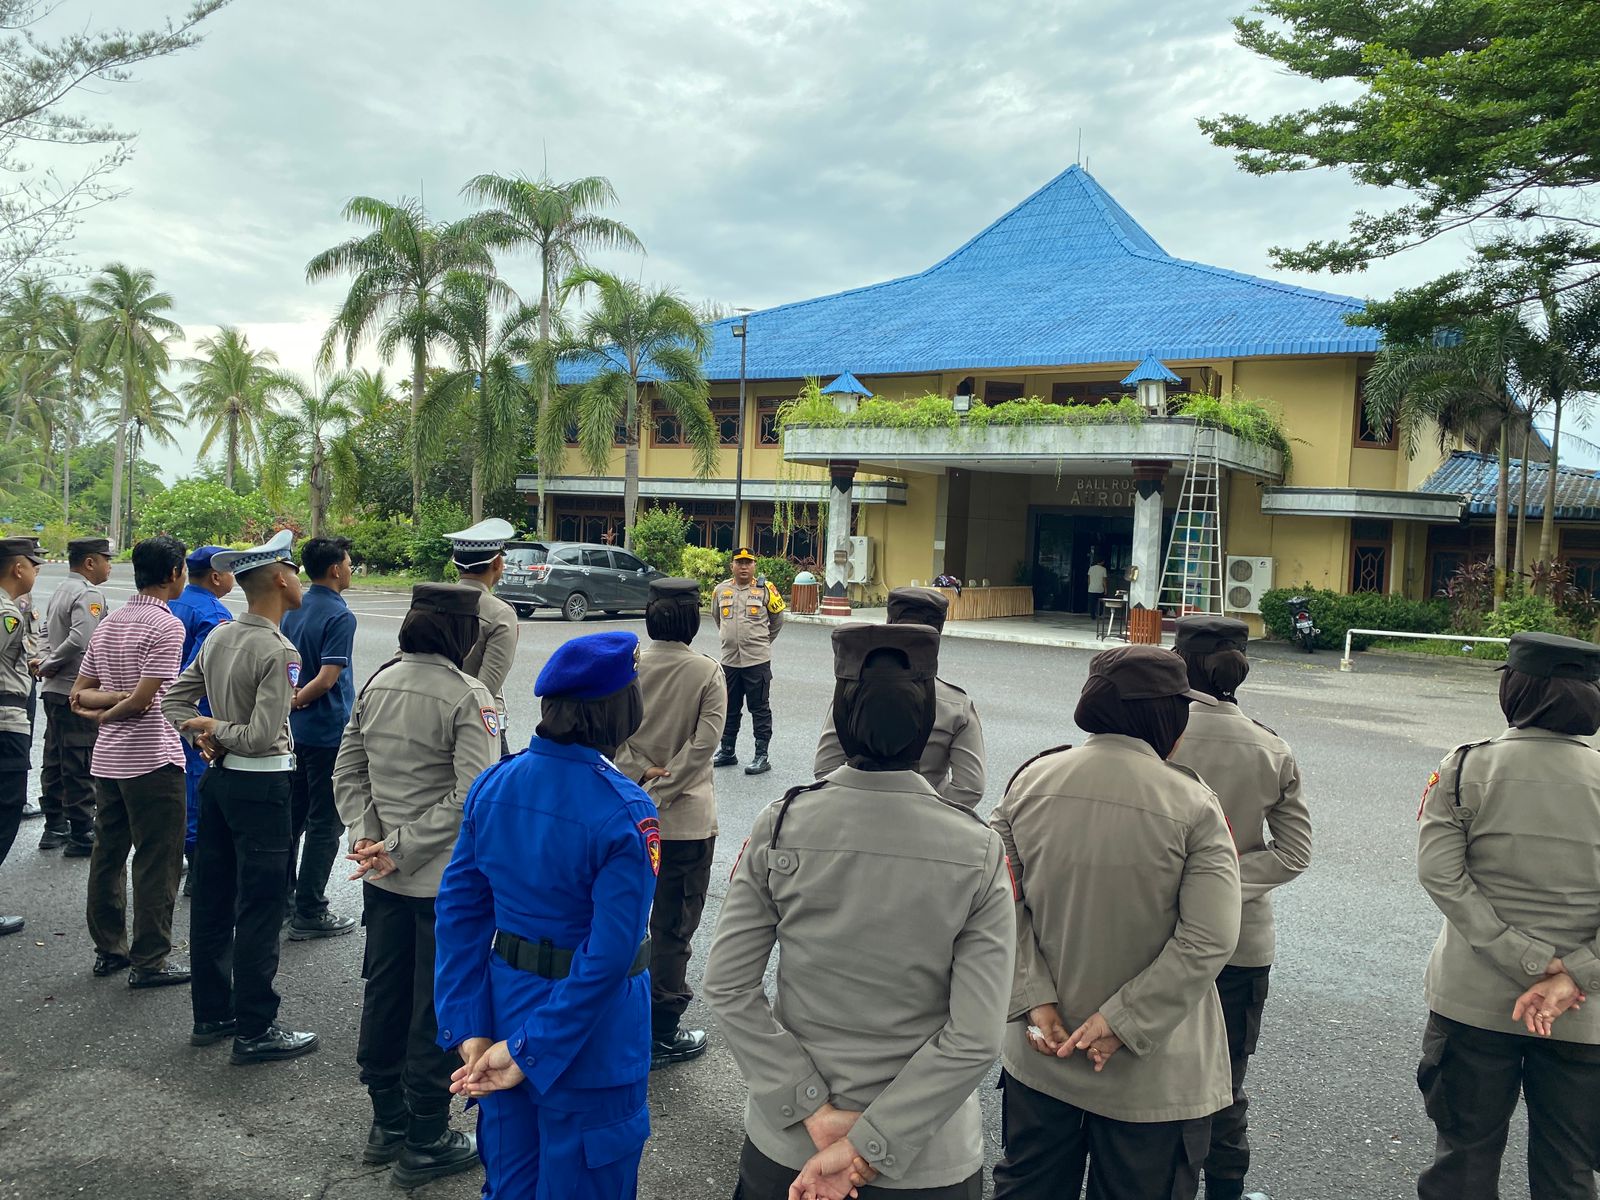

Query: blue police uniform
[434,631,659,1200]
[167,555,232,861]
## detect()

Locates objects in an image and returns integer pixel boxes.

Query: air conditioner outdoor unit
[1225,556,1274,614]
[847,536,875,585]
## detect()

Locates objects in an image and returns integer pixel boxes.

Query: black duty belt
[494,930,651,980]
[0,693,28,710]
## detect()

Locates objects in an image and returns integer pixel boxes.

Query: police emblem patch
[88,602,103,617]
[638,816,661,876]
[480,707,501,737]
[1418,770,1441,820]
[1,614,16,635]
[287,661,302,688]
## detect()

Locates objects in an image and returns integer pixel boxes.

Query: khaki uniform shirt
[814,678,987,808]
[1419,727,1600,1045]
[458,576,517,722]
[333,652,498,899]
[713,578,783,668]
[1168,701,1310,967]
[992,734,1240,1122]
[703,767,1014,1188]
[0,592,31,735]
[163,613,299,759]
[614,640,727,841]
[38,573,108,696]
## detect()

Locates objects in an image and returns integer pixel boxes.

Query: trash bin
[790,571,820,615]
[1127,606,1162,645]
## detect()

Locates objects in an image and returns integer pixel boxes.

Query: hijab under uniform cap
[1498,631,1600,736]
[1075,644,1214,760]
[886,586,950,633]
[830,621,940,770]
[645,577,702,644]
[398,583,481,668]
[534,630,644,758]
[1174,615,1251,701]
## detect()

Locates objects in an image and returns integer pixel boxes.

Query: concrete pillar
[1130,461,1170,610]
[821,460,857,617]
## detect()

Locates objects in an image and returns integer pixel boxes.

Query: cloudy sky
[38,0,1507,479]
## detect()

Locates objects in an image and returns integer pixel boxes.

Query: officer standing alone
[36,536,112,855]
[0,537,44,936]
[443,518,519,752]
[712,547,784,776]
[1168,615,1311,1200]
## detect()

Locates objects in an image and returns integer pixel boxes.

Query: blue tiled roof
[1420,450,1600,521]
[821,371,871,397]
[562,165,1378,386]
[1122,354,1181,386]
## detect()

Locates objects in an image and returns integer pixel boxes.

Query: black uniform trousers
[190,767,291,1039]
[355,882,456,1116]
[0,729,29,882]
[650,836,715,1042]
[721,663,773,749]
[85,766,186,970]
[1204,963,1272,1192]
[992,1071,1211,1200]
[734,1139,982,1199]
[1417,1011,1600,1200]
[40,693,96,836]
[287,744,341,921]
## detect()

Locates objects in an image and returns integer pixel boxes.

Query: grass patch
[1368,637,1508,661]
[347,571,428,592]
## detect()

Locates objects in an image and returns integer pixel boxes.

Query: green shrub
[681,546,730,604]
[1369,637,1508,661]
[38,520,92,558]
[411,498,470,582]
[754,555,798,597]
[628,505,690,577]
[349,518,414,574]
[1483,591,1565,638]
[134,479,272,548]
[1259,586,1449,650]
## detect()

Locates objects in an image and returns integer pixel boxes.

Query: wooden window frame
[758,397,786,446]
[1349,518,1393,593]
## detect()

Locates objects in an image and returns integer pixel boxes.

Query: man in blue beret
[167,545,236,893]
[435,629,658,1199]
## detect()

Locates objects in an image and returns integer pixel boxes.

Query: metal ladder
[1157,422,1225,615]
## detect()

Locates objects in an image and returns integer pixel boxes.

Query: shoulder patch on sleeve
[1417,770,1441,820]
[286,661,302,688]
[729,835,751,881]
[1006,744,1073,793]
[480,707,501,737]
[1004,853,1020,901]
[638,816,661,875]
[2,614,17,636]
[87,601,104,617]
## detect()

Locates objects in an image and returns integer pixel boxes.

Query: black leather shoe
[363,1089,409,1165]
[21,798,42,820]
[190,1019,238,1046]
[92,951,132,977]
[37,823,69,850]
[129,963,191,989]
[288,911,357,941]
[744,753,771,776]
[651,1027,708,1068]
[390,1130,479,1189]
[712,747,739,767]
[231,1025,319,1065]
[0,915,22,937]
[62,836,95,858]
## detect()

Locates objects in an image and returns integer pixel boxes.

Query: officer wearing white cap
[163,529,320,1065]
[442,518,519,752]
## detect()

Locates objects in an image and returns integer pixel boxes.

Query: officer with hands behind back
[713,547,784,776]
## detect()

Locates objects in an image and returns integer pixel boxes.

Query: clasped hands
[346,838,397,881]
[787,1103,875,1200]
[176,715,225,761]
[1512,958,1588,1037]
[1027,1003,1122,1072]
[450,1037,525,1100]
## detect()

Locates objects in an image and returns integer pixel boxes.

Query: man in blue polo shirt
[282,536,358,941]
[167,546,235,895]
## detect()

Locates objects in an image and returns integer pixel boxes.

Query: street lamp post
[731,312,750,548]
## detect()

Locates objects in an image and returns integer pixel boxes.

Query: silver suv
[495,541,664,622]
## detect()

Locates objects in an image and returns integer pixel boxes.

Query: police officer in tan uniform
[712,547,784,776]
[1416,631,1600,1200]
[36,535,112,854]
[444,519,519,753]
[705,621,1014,1200]
[0,536,44,936]
[991,644,1240,1200]
[163,529,320,1065]
[814,586,986,807]
[614,577,727,1069]
[334,583,496,1188]
[1168,615,1310,1200]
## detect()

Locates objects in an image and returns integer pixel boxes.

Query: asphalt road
[0,564,1544,1199]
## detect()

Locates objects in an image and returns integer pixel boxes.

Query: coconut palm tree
[180,327,290,489]
[47,296,108,527]
[82,264,182,550]
[306,196,493,517]
[1,275,66,441]
[1521,282,1600,569]
[421,272,537,521]
[461,172,642,534]
[123,381,183,541]
[262,374,358,538]
[546,269,715,548]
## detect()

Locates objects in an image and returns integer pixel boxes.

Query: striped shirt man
[79,595,185,778]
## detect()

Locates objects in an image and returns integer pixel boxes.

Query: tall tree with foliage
[82,263,181,550]
[123,382,182,540]
[260,374,357,537]
[305,196,492,517]
[462,172,642,534]
[1520,283,1600,569]
[1201,0,1600,329]
[2,275,65,440]
[47,296,106,527]
[546,269,714,548]
[179,327,288,489]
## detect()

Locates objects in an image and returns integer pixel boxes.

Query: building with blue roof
[521,164,1478,629]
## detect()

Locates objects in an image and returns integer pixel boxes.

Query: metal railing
[1339,628,1510,672]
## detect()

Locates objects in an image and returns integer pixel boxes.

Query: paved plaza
[0,566,1536,1200]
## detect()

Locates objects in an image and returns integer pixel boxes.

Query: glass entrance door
[1032,513,1136,612]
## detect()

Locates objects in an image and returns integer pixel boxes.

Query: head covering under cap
[1503,631,1600,680]
[1497,632,1600,736]
[830,622,939,771]
[411,582,481,617]
[399,584,481,667]
[186,545,228,572]
[886,586,950,632]
[535,631,644,758]
[1174,616,1249,655]
[646,577,702,644]
[0,536,43,564]
[68,536,111,557]
[1076,644,1212,760]
[210,529,296,576]
[831,621,939,682]
[445,517,514,569]
[1174,615,1251,701]
[1089,644,1215,703]
[648,577,700,602]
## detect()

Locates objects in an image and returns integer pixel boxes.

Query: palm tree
[264,374,358,538]
[422,272,538,521]
[1521,282,1600,569]
[180,327,289,489]
[546,269,715,548]
[305,196,493,517]
[123,381,183,541]
[1,275,66,441]
[462,172,642,534]
[82,264,182,550]
[47,296,107,528]
[1364,312,1533,607]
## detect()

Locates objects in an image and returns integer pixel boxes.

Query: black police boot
[128,962,192,989]
[288,911,358,941]
[37,820,69,851]
[1204,1176,1247,1200]
[744,743,771,775]
[651,1027,708,1069]
[362,1088,409,1166]
[230,1024,320,1065]
[390,1112,478,1189]
[62,831,95,858]
[190,1018,237,1046]
[713,743,739,768]
[92,951,131,977]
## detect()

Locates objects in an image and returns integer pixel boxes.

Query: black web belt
[493,930,651,980]
[0,693,28,709]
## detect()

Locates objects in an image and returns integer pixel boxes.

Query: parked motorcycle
[1286,594,1318,653]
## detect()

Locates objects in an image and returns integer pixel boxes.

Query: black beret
[68,537,112,557]
[832,621,939,682]
[887,586,950,631]
[1174,615,1249,655]
[1504,631,1600,681]
[648,577,700,602]
[1088,644,1214,703]
[0,537,42,564]
[410,582,482,618]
